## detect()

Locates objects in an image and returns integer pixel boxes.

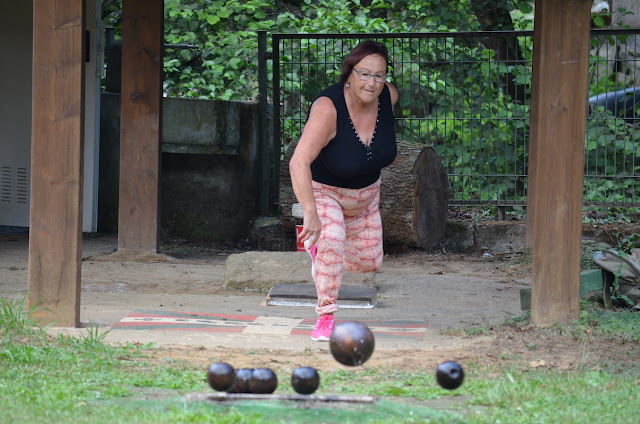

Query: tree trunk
[280,141,449,251]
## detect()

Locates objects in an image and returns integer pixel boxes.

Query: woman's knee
[344,252,382,273]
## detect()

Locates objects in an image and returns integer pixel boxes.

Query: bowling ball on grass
[329,321,375,366]
[228,368,254,393]
[291,366,320,395]
[207,362,235,392]
[250,368,278,394]
[436,361,464,390]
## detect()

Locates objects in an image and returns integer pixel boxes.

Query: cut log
[279,140,449,250]
[381,142,449,249]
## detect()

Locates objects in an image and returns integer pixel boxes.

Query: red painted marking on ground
[112,321,184,327]
[169,310,258,321]
[290,328,426,337]
[114,311,428,338]
[164,327,245,333]
[372,331,425,337]
[297,318,428,328]
[126,311,257,321]
[112,323,246,332]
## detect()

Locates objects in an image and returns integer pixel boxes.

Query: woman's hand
[297,212,322,248]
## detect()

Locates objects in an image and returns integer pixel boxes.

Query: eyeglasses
[352,68,388,83]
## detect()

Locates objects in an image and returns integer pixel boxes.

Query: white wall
[0,3,32,227]
[0,1,102,231]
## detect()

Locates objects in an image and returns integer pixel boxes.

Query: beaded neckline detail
[348,101,380,161]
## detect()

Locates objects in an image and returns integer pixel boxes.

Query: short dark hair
[339,40,390,85]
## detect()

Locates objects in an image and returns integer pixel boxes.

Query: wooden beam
[118,0,163,253]
[525,3,543,250]
[529,0,592,326]
[28,0,85,327]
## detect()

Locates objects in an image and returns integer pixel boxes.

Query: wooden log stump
[280,140,449,251]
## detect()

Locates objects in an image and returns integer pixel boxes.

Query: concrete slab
[1,233,527,352]
[266,284,377,309]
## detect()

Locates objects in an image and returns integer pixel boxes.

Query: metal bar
[257,30,269,215]
[272,29,639,41]
[272,34,281,212]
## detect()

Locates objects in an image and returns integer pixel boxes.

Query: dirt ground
[1,232,637,375]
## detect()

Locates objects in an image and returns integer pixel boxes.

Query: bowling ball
[436,361,464,390]
[249,368,278,394]
[291,366,320,395]
[207,362,235,392]
[228,368,254,393]
[329,321,375,367]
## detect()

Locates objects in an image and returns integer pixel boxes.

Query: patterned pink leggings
[312,178,383,315]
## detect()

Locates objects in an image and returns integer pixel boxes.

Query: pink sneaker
[310,314,335,342]
[304,239,317,276]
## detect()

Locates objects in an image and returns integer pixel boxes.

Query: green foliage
[103,0,536,101]
[101,1,639,207]
[584,106,640,204]
[161,0,276,100]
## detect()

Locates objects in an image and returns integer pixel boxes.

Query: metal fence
[269,29,640,208]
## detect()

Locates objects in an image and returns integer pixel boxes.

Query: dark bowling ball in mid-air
[436,361,464,390]
[228,368,254,393]
[249,368,278,394]
[207,362,235,392]
[329,321,375,367]
[291,366,320,395]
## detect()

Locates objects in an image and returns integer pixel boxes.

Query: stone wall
[99,93,265,243]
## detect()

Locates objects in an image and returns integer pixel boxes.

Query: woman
[289,40,399,341]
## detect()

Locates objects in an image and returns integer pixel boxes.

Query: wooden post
[118,0,163,253]
[529,0,592,326]
[28,0,85,327]
[525,3,543,251]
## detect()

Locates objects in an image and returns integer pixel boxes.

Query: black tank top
[309,83,397,189]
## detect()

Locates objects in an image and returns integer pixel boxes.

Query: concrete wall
[99,93,263,242]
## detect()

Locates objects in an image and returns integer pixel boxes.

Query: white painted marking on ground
[242,316,303,335]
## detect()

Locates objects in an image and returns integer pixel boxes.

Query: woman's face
[347,54,387,104]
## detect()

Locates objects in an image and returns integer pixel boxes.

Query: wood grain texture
[525,1,544,250]
[28,0,85,327]
[118,0,164,252]
[529,0,592,326]
[380,143,449,250]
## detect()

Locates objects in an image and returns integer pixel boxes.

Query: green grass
[2,296,640,423]
[466,368,640,423]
